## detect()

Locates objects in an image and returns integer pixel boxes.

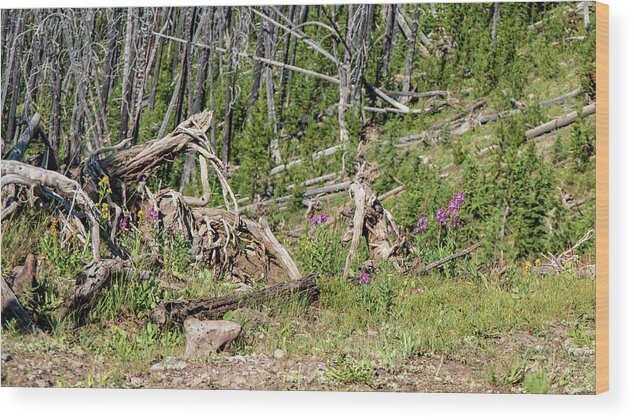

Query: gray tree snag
[492,3,501,49]
[401,4,421,105]
[118,8,137,141]
[342,162,405,275]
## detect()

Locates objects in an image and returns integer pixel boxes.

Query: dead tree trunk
[401,4,421,104]
[341,162,405,275]
[492,3,501,49]
[118,8,136,141]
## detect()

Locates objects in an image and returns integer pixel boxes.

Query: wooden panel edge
[595,1,609,395]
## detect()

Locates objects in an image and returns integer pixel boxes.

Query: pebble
[1,350,13,362]
[273,349,285,359]
[229,355,247,363]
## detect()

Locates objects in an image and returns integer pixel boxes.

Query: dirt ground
[1,323,594,393]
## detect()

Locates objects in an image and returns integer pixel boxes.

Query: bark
[222,8,236,166]
[151,275,318,324]
[492,3,501,49]
[118,8,136,141]
[57,258,139,320]
[1,160,101,261]
[4,113,40,161]
[100,8,120,111]
[239,181,351,213]
[1,276,37,332]
[525,103,596,139]
[376,5,396,89]
[582,1,590,32]
[401,4,421,104]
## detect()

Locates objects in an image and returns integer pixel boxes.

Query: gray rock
[272,349,285,359]
[151,356,187,371]
[1,350,13,362]
[229,355,247,363]
[184,318,241,357]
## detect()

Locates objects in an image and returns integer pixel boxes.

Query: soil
[1,323,594,393]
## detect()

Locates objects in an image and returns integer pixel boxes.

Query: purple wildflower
[448,191,465,213]
[147,207,159,224]
[414,215,428,234]
[436,208,447,226]
[309,213,329,239]
[358,271,370,285]
[118,217,128,230]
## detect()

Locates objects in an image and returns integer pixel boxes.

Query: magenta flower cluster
[118,217,128,230]
[414,215,428,233]
[357,271,370,286]
[414,191,465,234]
[309,213,329,238]
[147,207,160,224]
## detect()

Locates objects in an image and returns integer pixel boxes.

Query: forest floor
[1,271,595,393]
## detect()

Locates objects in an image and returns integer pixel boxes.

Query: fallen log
[239,181,351,213]
[395,99,488,145]
[285,172,337,191]
[396,89,587,147]
[410,243,482,275]
[151,274,319,324]
[269,144,345,176]
[378,186,405,201]
[525,103,596,139]
[3,113,40,162]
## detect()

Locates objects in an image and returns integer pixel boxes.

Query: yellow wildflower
[101,202,110,221]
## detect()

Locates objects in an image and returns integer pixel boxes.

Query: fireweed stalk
[309,213,329,238]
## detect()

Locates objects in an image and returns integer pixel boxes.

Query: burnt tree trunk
[151,275,318,324]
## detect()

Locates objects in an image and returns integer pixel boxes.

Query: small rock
[272,349,285,359]
[129,377,143,388]
[229,355,247,363]
[1,350,14,362]
[235,284,251,293]
[184,318,241,357]
[367,329,379,337]
[151,356,188,371]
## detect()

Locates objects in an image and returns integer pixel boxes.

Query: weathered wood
[269,143,345,175]
[151,275,319,324]
[1,275,36,332]
[285,173,337,191]
[4,113,41,161]
[525,103,596,139]
[1,160,102,261]
[58,258,135,318]
[378,186,405,201]
[239,181,351,213]
[153,31,340,85]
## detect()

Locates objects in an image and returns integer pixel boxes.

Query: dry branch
[151,274,318,324]
[410,243,482,275]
